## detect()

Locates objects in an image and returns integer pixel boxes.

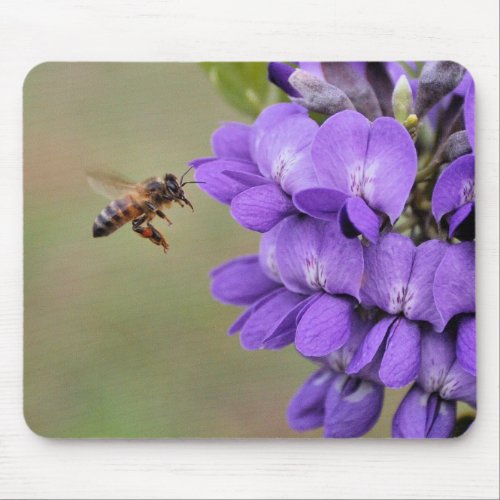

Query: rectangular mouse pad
[24,62,476,438]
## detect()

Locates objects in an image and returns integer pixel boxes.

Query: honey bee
[88,168,199,253]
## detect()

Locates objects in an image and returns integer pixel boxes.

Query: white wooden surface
[0,0,498,498]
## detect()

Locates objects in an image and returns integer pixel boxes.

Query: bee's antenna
[180,180,206,186]
[179,166,193,185]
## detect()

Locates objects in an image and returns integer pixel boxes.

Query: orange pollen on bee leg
[141,227,153,238]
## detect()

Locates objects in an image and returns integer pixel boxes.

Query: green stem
[415,161,437,182]
[394,215,418,233]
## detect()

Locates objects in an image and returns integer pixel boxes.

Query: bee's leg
[156,209,173,226]
[145,201,172,226]
[147,223,169,253]
[145,201,157,212]
[132,214,148,228]
[132,222,169,253]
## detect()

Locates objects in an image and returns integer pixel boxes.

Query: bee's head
[164,173,193,210]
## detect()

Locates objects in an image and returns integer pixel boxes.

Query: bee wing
[87,171,143,200]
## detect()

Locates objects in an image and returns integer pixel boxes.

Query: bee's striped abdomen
[92,196,144,237]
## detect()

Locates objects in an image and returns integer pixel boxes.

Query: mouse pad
[23,62,476,438]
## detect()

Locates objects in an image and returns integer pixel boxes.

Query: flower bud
[441,131,472,163]
[392,74,413,123]
[403,114,419,139]
[414,61,466,118]
[288,69,355,116]
[268,62,301,97]
[366,62,394,116]
[321,62,382,120]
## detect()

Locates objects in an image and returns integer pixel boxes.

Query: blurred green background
[24,63,426,438]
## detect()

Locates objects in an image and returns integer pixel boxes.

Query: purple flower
[427,78,477,241]
[210,222,304,350]
[212,221,326,352]
[287,311,384,437]
[190,122,257,201]
[433,241,475,331]
[264,215,364,357]
[194,103,319,232]
[432,153,475,240]
[189,120,253,170]
[196,60,477,439]
[213,214,364,355]
[293,110,417,242]
[392,327,476,438]
[347,234,449,388]
[210,254,280,307]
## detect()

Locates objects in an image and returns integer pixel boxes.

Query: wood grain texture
[1,0,499,498]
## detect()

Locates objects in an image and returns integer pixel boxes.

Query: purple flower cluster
[193,61,476,438]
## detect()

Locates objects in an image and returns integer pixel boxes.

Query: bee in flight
[87,168,199,253]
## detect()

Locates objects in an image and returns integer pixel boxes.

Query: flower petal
[228,307,253,335]
[228,287,284,335]
[293,187,348,221]
[287,368,333,432]
[440,361,476,407]
[268,62,301,97]
[189,156,216,168]
[240,288,304,350]
[347,315,397,375]
[258,221,284,283]
[275,216,362,299]
[418,326,456,393]
[221,170,272,189]
[320,220,364,300]
[392,384,456,438]
[210,255,280,306]
[385,61,417,87]
[194,159,261,204]
[275,215,326,294]
[338,196,381,243]
[457,315,476,376]
[230,183,297,233]
[250,103,307,161]
[379,317,421,388]
[279,148,319,197]
[323,375,384,437]
[211,122,252,161]
[263,293,318,348]
[362,117,417,223]
[311,110,371,195]
[448,201,474,240]
[404,239,448,330]
[360,233,416,313]
[296,293,354,357]
[434,242,475,328]
[432,154,475,224]
[254,114,318,186]
[328,311,376,372]
[454,70,473,97]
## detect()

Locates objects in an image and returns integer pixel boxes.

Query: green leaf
[201,62,271,118]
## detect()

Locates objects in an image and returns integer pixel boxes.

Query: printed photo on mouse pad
[24,61,476,438]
